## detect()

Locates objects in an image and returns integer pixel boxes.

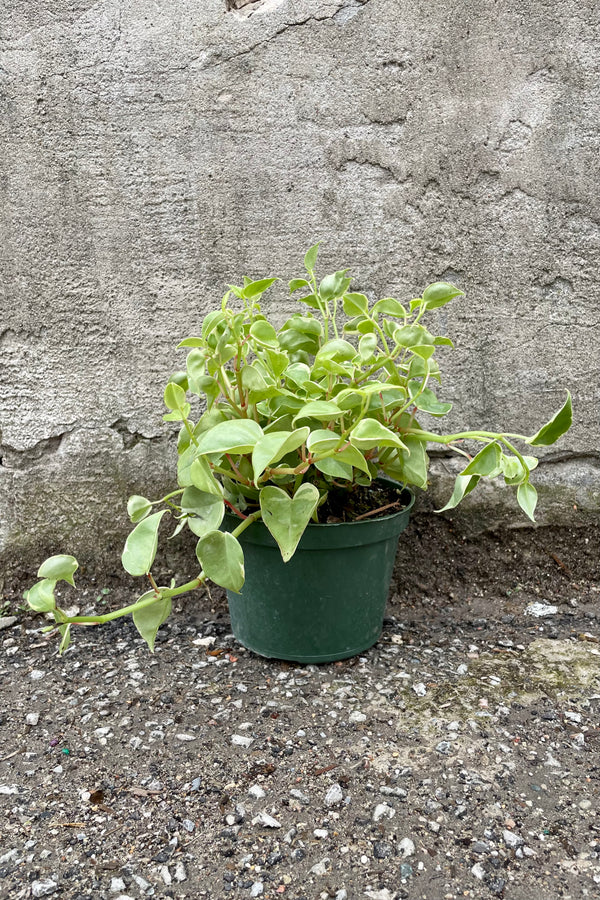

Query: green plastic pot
[224,480,415,664]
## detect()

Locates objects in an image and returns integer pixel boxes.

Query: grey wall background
[1,0,599,571]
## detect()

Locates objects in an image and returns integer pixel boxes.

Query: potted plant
[24,245,572,661]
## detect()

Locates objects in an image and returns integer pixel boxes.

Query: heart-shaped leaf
[132,590,172,652]
[38,555,79,587]
[196,531,245,592]
[122,511,167,577]
[259,483,320,562]
[25,579,57,613]
[127,495,153,523]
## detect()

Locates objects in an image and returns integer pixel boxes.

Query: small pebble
[248,785,266,799]
[525,602,558,617]
[349,710,366,723]
[252,812,281,828]
[373,803,395,822]
[503,829,523,848]
[324,783,344,806]
[26,712,40,726]
[309,858,330,876]
[399,837,415,857]
[31,881,58,898]
[173,861,187,882]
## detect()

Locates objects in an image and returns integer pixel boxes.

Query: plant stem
[62,510,264,628]
[405,428,528,445]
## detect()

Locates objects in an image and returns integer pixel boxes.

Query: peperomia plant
[25,245,572,652]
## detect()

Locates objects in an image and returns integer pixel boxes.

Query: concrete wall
[1,0,599,571]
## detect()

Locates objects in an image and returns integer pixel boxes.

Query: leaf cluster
[24,246,572,652]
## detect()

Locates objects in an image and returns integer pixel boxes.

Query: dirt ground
[1,518,599,900]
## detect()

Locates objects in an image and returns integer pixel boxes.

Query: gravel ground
[1,520,599,900]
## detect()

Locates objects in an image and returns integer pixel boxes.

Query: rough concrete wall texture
[0,0,598,571]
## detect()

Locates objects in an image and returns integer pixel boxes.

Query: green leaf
[252,428,309,481]
[320,270,350,301]
[177,336,204,348]
[181,487,224,537]
[38,555,79,587]
[295,292,322,309]
[242,277,278,299]
[433,336,455,348]
[517,481,538,522]
[372,297,407,318]
[121,511,167,577]
[293,400,344,424]
[25,579,56,613]
[306,429,341,453]
[358,333,378,362]
[289,278,310,293]
[164,381,187,411]
[202,309,226,338]
[241,365,269,392]
[393,324,435,348]
[190,457,223,495]
[501,454,538,485]
[343,292,369,317]
[284,362,311,388]
[260,483,320,562]
[422,282,464,310]
[127,495,152,524]
[384,435,429,489]
[132,591,172,652]
[304,242,320,272]
[461,442,502,477]
[334,444,371,477]
[315,457,353,480]
[196,419,264,455]
[526,391,572,446]
[350,419,407,451]
[409,383,453,417]
[196,531,245,592]
[436,474,481,512]
[314,339,357,363]
[260,348,289,378]
[249,320,279,348]
[411,344,436,360]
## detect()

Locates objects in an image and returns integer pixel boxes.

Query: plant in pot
[25,245,572,662]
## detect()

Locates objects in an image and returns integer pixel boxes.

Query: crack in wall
[0,433,69,470]
[109,419,162,451]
